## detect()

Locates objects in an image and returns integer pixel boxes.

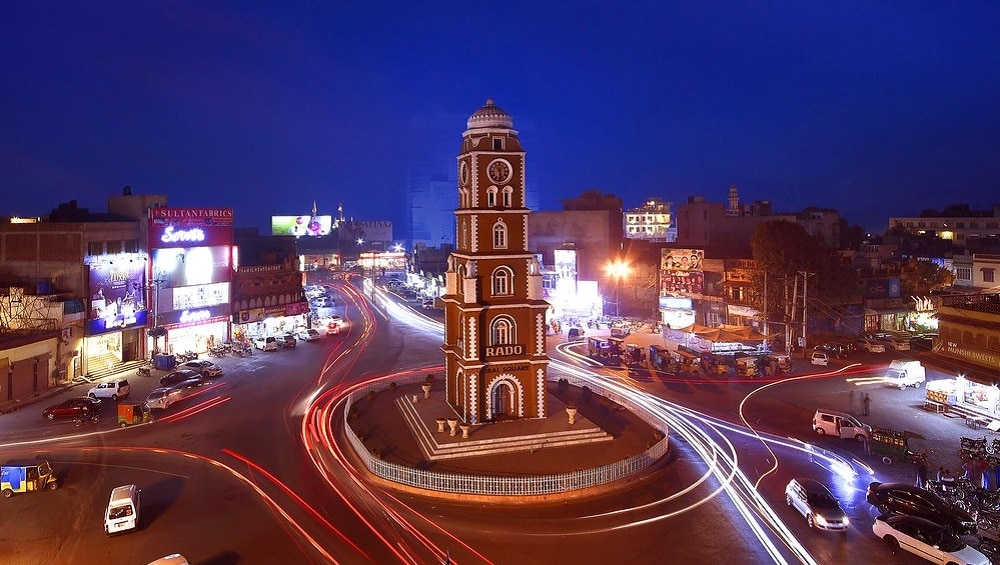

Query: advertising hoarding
[865,278,902,299]
[87,258,149,335]
[271,215,333,236]
[151,246,231,289]
[149,207,234,248]
[351,220,393,243]
[660,248,705,296]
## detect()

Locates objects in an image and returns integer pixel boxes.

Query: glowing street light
[606,260,631,318]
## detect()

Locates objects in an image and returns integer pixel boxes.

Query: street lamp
[606,260,630,319]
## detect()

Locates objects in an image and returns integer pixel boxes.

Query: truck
[1,460,59,497]
[884,360,926,389]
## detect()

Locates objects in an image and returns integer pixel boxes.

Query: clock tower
[442,100,548,424]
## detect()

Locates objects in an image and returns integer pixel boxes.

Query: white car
[180,360,223,377]
[297,328,322,341]
[872,513,989,565]
[810,352,829,366]
[882,336,911,351]
[784,478,849,532]
[253,336,278,351]
[861,339,886,353]
[88,379,131,401]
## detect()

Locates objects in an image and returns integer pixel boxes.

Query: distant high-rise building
[406,163,457,248]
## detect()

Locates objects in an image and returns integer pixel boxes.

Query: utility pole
[800,271,814,352]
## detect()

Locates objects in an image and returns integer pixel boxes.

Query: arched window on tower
[487,186,498,207]
[492,266,513,296]
[502,186,513,208]
[490,316,516,346]
[493,219,507,250]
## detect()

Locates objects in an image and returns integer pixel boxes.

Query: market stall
[925,376,1000,419]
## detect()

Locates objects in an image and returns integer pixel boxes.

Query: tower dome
[466,99,513,130]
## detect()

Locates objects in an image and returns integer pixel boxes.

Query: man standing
[863,393,871,416]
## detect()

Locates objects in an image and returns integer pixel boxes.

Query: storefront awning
[675,323,773,342]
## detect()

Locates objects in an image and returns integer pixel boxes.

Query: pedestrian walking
[915,453,929,489]
[862,393,871,416]
[962,458,975,479]
[978,457,990,489]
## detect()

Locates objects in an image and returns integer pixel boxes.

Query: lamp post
[606,260,630,319]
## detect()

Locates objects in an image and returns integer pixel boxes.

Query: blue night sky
[2,1,998,235]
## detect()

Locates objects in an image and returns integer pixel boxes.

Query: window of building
[492,267,513,296]
[106,240,122,254]
[487,186,497,207]
[490,317,515,345]
[123,239,139,253]
[87,241,103,256]
[493,220,508,249]
[493,137,503,151]
[984,269,996,284]
[956,267,972,281]
[502,186,512,207]
[957,222,966,228]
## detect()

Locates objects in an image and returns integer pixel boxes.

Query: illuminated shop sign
[160,225,206,243]
[86,310,148,336]
[158,303,231,327]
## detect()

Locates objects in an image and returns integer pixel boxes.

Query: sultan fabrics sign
[149,207,234,248]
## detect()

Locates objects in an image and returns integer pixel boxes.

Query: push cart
[869,426,917,466]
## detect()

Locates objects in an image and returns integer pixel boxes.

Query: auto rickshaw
[735,356,760,377]
[117,402,153,427]
[2,460,58,497]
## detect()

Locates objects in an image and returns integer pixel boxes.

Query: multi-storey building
[442,100,548,424]
[624,197,674,242]
[889,204,1000,250]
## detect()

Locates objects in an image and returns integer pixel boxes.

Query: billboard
[660,248,705,296]
[87,257,149,335]
[151,246,231,289]
[149,207,234,248]
[865,277,901,299]
[271,215,333,237]
[352,220,393,243]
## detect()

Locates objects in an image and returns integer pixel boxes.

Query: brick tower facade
[442,100,548,424]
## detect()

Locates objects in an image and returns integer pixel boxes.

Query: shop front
[83,254,149,374]
[926,376,1000,418]
[163,317,229,355]
[232,302,310,340]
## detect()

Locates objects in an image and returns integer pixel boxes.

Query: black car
[159,369,203,387]
[866,481,977,535]
[42,396,102,420]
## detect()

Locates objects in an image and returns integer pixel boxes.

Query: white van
[811,409,870,441]
[105,484,140,535]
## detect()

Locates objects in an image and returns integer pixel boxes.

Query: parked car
[253,336,279,351]
[42,396,102,420]
[812,409,870,441]
[88,379,131,401]
[866,482,978,536]
[278,334,297,348]
[297,328,322,341]
[881,336,912,351]
[421,298,435,309]
[810,351,830,366]
[860,338,887,353]
[784,478,849,532]
[814,342,848,358]
[180,360,223,378]
[872,513,989,564]
[159,369,202,387]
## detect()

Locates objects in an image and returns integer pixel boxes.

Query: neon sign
[179,309,211,324]
[161,226,206,244]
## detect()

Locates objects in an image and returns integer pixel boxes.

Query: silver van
[812,409,870,441]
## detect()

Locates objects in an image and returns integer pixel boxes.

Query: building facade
[442,100,548,424]
[624,197,674,242]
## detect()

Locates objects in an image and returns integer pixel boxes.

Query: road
[0,275,950,564]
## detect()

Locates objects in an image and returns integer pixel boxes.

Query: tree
[900,259,954,296]
[750,220,859,337]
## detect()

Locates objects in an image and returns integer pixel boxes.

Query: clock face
[487,159,512,184]
[459,162,469,186]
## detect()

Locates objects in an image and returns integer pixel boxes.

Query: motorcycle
[137,366,151,377]
[960,436,989,460]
